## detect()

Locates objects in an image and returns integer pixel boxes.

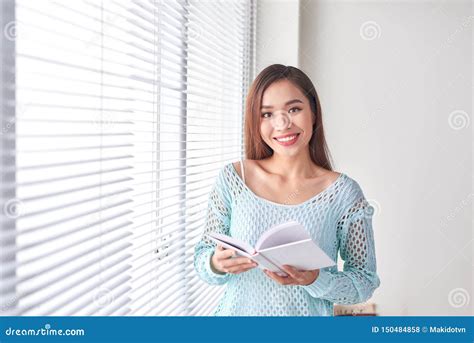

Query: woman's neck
[263,151,320,181]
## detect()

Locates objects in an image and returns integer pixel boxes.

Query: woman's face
[259,79,315,157]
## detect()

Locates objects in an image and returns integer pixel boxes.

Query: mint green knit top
[193,162,380,316]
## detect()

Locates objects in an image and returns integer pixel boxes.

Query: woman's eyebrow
[261,99,303,109]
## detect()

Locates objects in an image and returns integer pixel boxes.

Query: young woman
[194,64,380,316]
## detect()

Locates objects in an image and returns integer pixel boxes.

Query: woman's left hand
[264,265,319,286]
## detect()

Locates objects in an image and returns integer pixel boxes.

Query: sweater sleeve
[193,166,234,285]
[301,197,381,304]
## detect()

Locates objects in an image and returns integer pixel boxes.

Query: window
[0,0,256,316]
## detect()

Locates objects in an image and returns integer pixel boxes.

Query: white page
[256,221,310,250]
[207,232,256,255]
[206,233,289,275]
[259,239,335,271]
[206,235,285,274]
[251,253,284,273]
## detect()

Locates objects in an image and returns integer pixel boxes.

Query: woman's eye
[289,107,301,114]
[261,112,272,118]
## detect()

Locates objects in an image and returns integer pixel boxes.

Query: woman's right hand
[211,245,258,274]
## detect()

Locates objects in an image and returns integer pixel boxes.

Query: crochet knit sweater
[193,162,380,316]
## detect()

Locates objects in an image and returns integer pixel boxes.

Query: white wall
[256,0,300,72]
[258,0,472,315]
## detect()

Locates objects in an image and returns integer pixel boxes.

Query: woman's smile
[273,133,301,146]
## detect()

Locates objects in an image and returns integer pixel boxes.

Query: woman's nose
[271,110,292,130]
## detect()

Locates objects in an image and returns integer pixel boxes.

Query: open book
[207,220,335,276]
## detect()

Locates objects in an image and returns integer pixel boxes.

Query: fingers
[264,266,319,285]
[221,257,258,273]
[220,257,254,269]
[263,265,304,285]
[282,265,320,285]
[213,245,258,274]
[211,245,236,274]
[225,262,257,274]
[215,245,236,259]
[281,265,304,281]
[264,270,294,285]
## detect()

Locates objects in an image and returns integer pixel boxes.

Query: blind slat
[2,0,255,317]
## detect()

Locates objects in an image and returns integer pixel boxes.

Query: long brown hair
[244,64,334,170]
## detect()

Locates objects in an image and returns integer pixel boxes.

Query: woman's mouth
[273,133,300,146]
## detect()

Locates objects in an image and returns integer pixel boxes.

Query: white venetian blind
[0,0,255,316]
[184,0,255,316]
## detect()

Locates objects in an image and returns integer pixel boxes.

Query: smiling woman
[246,65,332,171]
[194,64,381,316]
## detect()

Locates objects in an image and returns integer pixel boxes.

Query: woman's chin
[272,145,303,157]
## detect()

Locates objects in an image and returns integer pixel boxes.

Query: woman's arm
[193,167,234,285]
[301,197,381,304]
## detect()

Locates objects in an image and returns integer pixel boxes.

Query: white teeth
[276,134,297,142]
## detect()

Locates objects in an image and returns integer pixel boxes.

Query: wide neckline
[228,162,345,208]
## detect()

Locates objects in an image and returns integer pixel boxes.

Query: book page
[251,253,284,273]
[256,221,310,250]
[207,232,255,255]
[259,239,335,271]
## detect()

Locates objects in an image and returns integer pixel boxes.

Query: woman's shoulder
[333,171,364,199]
[319,169,342,185]
[311,168,364,202]
[220,160,250,184]
[230,160,241,178]
[229,159,260,180]
[334,172,372,220]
